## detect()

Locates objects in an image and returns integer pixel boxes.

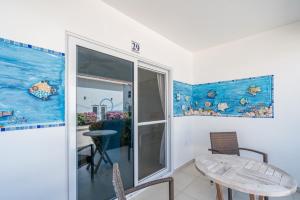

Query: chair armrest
[239,147,268,163]
[208,148,222,154]
[78,144,93,153]
[125,177,174,200]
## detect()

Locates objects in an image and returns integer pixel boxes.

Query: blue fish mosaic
[0,38,65,130]
[29,80,57,100]
[173,75,274,118]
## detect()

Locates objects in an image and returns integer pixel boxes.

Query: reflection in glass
[138,123,166,180]
[77,46,133,82]
[76,46,134,200]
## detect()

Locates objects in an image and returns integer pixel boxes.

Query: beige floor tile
[130,182,169,200]
[173,171,197,191]
[175,192,197,200]
[181,164,201,177]
[182,177,215,200]
[197,173,211,183]
[174,186,181,197]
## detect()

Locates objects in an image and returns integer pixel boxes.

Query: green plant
[77,113,86,126]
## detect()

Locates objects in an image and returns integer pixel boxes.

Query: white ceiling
[102,0,300,52]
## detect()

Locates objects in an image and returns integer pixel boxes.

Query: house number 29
[131,41,140,53]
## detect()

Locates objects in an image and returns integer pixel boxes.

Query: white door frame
[66,32,173,200]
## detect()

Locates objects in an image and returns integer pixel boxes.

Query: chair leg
[169,178,174,200]
[228,188,233,200]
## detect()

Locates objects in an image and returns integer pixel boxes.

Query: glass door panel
[138,123,166,179]
[137,67,167,180]
[76,46,134,200]
[138,68,165,122]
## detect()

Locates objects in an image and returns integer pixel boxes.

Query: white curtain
[157,74,166,165]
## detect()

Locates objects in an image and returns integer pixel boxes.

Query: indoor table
[83,130,117,173]
[194,154,297,200]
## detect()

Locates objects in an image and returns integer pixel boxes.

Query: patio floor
[131,163,300,200]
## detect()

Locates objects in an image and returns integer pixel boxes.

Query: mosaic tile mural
[0,38,65,132]
[173,81,193,117]
[173,75,274,118]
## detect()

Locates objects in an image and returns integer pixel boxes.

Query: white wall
[193,22,300,183]
[0,0,193,199]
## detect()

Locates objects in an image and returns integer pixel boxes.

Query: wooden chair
[209,132,268,200]
[77,144,94,180]
[112,163,174,200]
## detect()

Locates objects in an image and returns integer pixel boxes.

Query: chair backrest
[210,132,240,155]
[112,163,127,200]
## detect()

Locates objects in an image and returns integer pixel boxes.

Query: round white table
[194,154,297,200]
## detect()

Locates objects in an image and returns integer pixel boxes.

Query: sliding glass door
[137,63,169,181]
[67,35,170,200]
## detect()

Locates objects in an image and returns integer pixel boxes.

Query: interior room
[0,1,299,200]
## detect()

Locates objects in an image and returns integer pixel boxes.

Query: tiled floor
[130,163,300,200]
